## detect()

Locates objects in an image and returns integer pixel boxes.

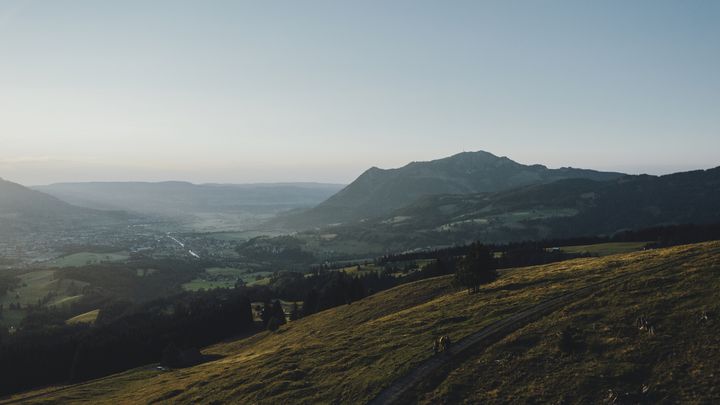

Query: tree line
[3,222,720,396]
[0,288,254,395]
[377,222,720,265]
[0,267,402,396]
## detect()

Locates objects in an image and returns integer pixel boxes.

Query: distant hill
[319,166,720,251]
[0,178,125,235]
[275,151,624,229]
[35,182,345,231]
[35,182,344,215]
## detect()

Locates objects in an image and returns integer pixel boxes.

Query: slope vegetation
[320,166,720,251]
[416,245,720,403]
[5,242,720,404]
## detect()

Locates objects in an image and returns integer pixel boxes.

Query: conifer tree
[455,243,498,293]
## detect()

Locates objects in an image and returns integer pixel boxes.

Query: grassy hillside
[45,252,130,268]
[66,309,100,325]
[558,241,649,256]
[417,246,720,404]
[5,242,719,404]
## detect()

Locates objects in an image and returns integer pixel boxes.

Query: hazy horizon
[3,152,718,188]
[2,0,718,185]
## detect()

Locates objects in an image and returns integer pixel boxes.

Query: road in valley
[166,233,201,259]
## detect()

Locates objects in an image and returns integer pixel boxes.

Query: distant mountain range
[34,181,345,231]
[274,151,624,229]
[34,182,344,216]
[316,166,720,252]
[0,178,126,236]
[6,149,719,253]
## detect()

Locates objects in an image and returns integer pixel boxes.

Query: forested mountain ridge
[316,166,720,251]
[274,151,624,229]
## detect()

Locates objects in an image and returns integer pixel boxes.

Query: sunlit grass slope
[65,309,100,325]
[45,252,129,268]
[419,243,720,404]
[558,241,649,256]
[6,242,720,404]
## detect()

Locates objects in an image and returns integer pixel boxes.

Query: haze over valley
[1,1,719,404]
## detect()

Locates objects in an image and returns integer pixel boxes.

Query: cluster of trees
[616,223,720,248]
[377,222,720,266]
[0,288,254,396]
[378,243,586,290]
[1,263,403,396]
[260,300,287,332]
[0,273,19,296]
[236,236,316,270]
[5,222,720,397]
[57,259,207,302]
[454,244,498,293]
[265,270,400,317]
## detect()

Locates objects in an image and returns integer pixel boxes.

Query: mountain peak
[280,151,626,229]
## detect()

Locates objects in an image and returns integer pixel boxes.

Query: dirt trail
[367,256,689,405]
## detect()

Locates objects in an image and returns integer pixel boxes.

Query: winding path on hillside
[367,256,689,405]
[1,254,691,405]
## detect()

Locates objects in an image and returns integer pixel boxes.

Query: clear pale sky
[1,1,718,186]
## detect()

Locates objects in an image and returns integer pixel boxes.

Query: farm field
[9,242,719,404]
[205,230,286,241]
[0,270,88,327]
[45,252,130,268]
[333,258,432,277]
[246,276,271,286]
[0,270,87,308]
[181,279,236,291]
[66,309,100,325]
[334,263,381,276]
[182,268,273,291]
[558,241,649,256]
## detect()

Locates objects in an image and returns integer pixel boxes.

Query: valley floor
[4,242,720,404]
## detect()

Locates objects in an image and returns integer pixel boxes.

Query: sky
[0,0,718,186]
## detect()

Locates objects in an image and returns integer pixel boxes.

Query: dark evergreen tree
[161,342,182,367]
[272,300,287,325]
[455,243,498,293]
[302,288,319,316]
[261,300,286,326]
